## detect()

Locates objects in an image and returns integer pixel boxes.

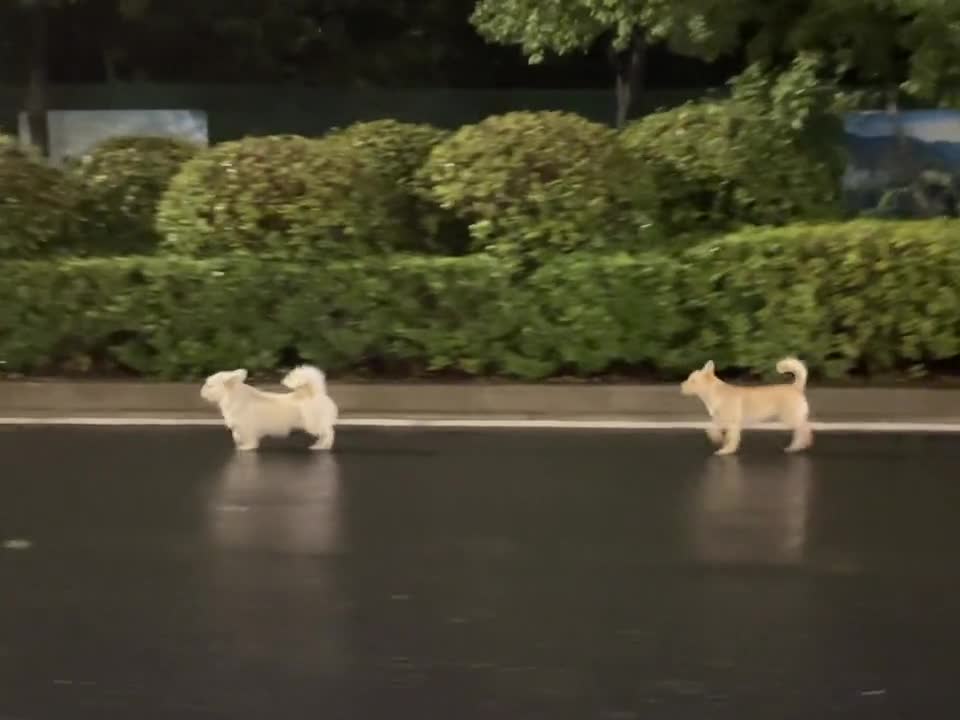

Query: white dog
[200,365,338,451]
[680,357,812,456]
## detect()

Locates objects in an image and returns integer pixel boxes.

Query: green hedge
[156,134,399,259]
[418,111,660,261]
[675,220,960,377]
[4,103,849,260]
[0,135,80,258]
[620,100,842,233]
[2,220,958,380]
[72,135,200,255]
[325,120,462,253]
[0,254,522,377]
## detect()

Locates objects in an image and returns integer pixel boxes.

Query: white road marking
[0,416,958,433]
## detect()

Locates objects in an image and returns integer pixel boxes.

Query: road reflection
[208,451,344,555]
[201,450,349,684]
[688,456,813,566]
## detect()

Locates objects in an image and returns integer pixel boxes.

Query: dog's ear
[228,369,248,385]
[702,360,715,375]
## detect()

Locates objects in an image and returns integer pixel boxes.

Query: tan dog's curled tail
[776,357,807,390]
[282,365,327,398]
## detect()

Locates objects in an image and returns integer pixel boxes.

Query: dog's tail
[282,365,327,398]
[776,357,808,390]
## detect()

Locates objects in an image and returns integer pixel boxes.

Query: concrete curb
[1,380,959,423]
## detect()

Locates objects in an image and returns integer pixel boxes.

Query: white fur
[200,365,338,451]
[680,357,812,455]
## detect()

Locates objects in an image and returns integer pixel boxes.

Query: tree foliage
[470,0,749,62]
[1,0,505,87]
[471,0,960,107]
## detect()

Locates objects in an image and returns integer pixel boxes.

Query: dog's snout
[200,383,219,402]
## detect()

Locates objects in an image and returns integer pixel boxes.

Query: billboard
[843,110,960,219]
[18,109,208,165]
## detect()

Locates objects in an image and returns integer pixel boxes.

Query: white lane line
[0,416,959,433]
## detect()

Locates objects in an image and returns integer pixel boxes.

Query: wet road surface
[2,426,960,719]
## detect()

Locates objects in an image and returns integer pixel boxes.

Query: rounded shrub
[73,135,200,255]
[326,120,462,253]
[620,100,841,233]
[0,134,79,258]
[156,134,397,259]
[417,111,659,261]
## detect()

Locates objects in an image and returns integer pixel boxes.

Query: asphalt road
[2,426,960,719]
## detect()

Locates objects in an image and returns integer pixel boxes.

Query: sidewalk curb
[1,380,959,424]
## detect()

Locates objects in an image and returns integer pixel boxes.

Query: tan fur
[680,357,812,455]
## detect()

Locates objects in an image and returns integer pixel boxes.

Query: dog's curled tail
[282,365,327,397]
[776,357,808,390]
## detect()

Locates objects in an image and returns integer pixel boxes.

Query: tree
[471,0,960,127]
[2,0,58,154]
[3,0,509,87]
[743,0,960,106]
[895,0,960,102]
[1,0,149,154]
[470,0,754,126]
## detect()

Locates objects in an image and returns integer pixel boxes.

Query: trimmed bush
[0,254,523,378]
[620,99,841,233]
[156,134,397,259]
[0,134,80,258]
[73,135,200,254]
[326,120,463,253]
[2,221,958,380]
[418,111,660,261]
[673,220,960,377]
[516,252,686,377]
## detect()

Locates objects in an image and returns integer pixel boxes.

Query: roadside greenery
[1,221,958,381]
[1,81,957,382]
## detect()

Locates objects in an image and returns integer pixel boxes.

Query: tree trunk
[103,48,119,84]
[612,30,647,129]
[24,0,50,156]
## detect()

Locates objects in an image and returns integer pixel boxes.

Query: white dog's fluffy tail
[776,357,808,390]
[282,365,327,397]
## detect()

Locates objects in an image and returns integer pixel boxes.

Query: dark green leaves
[72,135,200,255]
[620,59,845,234]
[155,134,398,260]
[0,134,80,258]
[3,220,959,380]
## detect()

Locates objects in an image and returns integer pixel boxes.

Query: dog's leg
[715,425,742,455]
[784,401,813,453]
[786,422,813,453]
[232,429,260,451]
[706,423,724,445]
[310,427,335,451]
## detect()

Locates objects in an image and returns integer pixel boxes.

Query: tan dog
[680,357,812,456]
